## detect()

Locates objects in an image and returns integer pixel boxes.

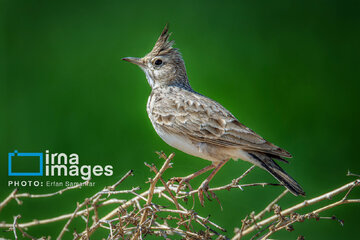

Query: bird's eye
[154,59,163,66]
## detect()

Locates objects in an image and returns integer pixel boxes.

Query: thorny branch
[0,152,359,239]
[131,153,174,240]
[232,179,360,240]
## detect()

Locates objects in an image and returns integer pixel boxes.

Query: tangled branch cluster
[0,153,359,239]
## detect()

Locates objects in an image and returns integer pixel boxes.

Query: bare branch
[0,189,18,212]
[233,179,360,239]
[0,154,358,240]
[12,215,20,239]
[131,153,175,239]
[347,170,360,178]
[255,190,289,221]
[108,169,134,191]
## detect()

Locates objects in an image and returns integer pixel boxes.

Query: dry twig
[0,154,358,240]
[232,179,360,240]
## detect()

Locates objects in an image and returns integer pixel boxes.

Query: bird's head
[123,25,190,90]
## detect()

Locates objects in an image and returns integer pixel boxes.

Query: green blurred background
[1,0,359,239]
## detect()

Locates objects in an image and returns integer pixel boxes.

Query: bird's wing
[151,88,292,158]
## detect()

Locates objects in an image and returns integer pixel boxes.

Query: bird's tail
[248,152,305,196]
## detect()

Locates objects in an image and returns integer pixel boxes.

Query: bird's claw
[198,180,210,206]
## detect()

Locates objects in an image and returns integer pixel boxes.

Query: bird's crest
[150,24,176,56]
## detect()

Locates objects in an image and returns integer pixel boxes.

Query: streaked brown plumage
[123,25,305,205]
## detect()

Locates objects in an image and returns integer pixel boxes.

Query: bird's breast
[151,123,219,162]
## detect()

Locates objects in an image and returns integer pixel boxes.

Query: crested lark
[123,25,305,205]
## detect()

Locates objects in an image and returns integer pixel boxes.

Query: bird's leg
[198,159,229,206]
[170,164,216,192]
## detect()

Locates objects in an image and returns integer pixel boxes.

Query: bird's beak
[122,57,145,67]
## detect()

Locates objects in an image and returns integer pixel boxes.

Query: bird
[123,25,305,205]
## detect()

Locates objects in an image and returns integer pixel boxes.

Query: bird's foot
[197,180,222,208]
[198,179,211,207]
